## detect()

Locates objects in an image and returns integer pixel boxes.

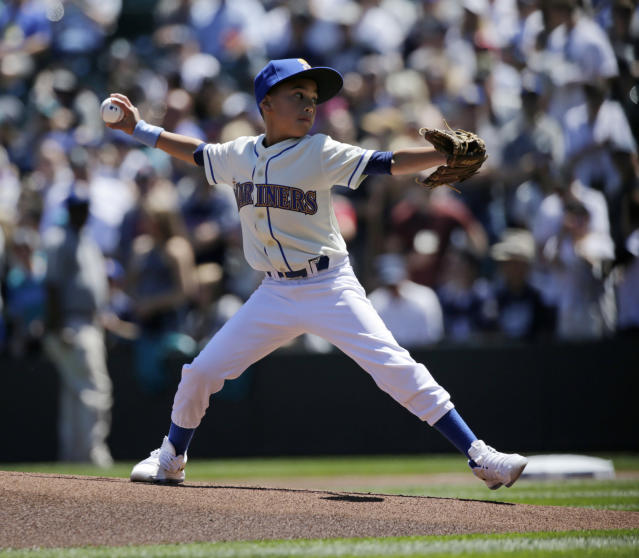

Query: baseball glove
[417,127,487,192]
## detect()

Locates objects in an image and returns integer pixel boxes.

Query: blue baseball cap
[254,58,343,108]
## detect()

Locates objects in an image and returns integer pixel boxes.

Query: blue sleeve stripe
[205,149,217,184]
[347,153,366,188]
[251,144,259,180]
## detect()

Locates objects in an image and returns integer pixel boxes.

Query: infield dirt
[2,470,638,549]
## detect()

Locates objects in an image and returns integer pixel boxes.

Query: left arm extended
[390,147,447,176]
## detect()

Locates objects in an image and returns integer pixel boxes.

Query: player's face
[262,78,319,143]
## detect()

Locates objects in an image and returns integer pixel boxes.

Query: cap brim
[282,67,343,104]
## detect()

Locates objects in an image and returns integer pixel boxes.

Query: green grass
[0,454,472,479]
[359,479,639,511]
[1,530,637,558]
[3,453,638,480]
[2,454,638,557]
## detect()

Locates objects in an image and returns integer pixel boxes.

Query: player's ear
[260,95,272,113]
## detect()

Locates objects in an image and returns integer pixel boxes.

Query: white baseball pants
[171,260,453,429]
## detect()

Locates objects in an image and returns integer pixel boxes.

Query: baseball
[100,98,123,123]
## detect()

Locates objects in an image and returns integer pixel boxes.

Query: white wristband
[133,120,164,148]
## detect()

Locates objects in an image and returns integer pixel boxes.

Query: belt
[266,255,330,279]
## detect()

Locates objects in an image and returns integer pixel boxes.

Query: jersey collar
[255,134,306,156]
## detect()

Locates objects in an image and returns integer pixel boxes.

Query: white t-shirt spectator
[369,280,444,347]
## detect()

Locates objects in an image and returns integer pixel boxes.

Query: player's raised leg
[130,281,304,483]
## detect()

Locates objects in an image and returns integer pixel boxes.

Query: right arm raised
[107,93,203,166]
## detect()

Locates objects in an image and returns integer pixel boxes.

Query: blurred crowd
[2,0,639,375]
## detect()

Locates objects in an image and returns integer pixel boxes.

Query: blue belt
[267,255,330,279]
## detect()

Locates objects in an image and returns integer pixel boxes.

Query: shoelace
[147,447,183,473]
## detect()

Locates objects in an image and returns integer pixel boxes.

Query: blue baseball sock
[168,422,195,456]
[433,409,478,465]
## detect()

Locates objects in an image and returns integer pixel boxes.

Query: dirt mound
[2,471,638,549]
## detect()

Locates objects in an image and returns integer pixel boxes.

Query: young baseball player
[106,59,528,490]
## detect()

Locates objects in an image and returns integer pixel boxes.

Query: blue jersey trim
[265,207,292,271]
[193,143,205,166]
[251,144,259,181]
[347,153,366,188]
[263,140,302,272]
[264,141,301,180]
[363,150,393,175]
[205,149,218,184]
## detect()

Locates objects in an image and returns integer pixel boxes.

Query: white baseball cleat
[130,436,187,484]
[468,440,528,490]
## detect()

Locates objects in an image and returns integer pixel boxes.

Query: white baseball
[100,98,124,123]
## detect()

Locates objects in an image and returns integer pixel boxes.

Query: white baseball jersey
[202,133,373,273]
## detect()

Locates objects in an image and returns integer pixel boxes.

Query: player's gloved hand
[417,127,487,192]
[104,93,141,135]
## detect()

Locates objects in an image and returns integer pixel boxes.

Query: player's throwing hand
[103,93,140,135]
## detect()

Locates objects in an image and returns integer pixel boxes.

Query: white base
[521,454,615,480]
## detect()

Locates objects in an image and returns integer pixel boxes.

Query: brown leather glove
[418,127,488,191]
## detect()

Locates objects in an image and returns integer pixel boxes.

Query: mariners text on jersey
[233,181,318,215]
[202,133,373,272]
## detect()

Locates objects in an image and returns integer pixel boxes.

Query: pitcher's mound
[2,471,638,549]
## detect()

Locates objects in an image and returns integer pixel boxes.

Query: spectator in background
[542,198,616,340]
[531,172,612,250]
[531,0,619,122]
[183,262,242,349]
[531,175,613,307]
[264,3,328,65]
[178,177,239,266]
[116,164,161,269]
[100,257,139,348]
[508,151,560,233]
[563,80,636,202]
[0,224,6,351]
[125,186,198,392]
[35,139,75,236]
[352,0,413,56]
[615,226,639,334]
[188,0,266,81]
[4,226,46,358]
[48,0,121,80]
[163,87,207,141]
[43,188,113,467]
[499,72,565,194]
[443,0,488,88]
[563,79,638,248]
[389,188,488,288]
[436,238,491,343]
[612,182,639,334]
[0,0,52,96]
[0,144,21,221]
[484,228,554,340]
[607,0,639,147]
[368,253,444,347]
